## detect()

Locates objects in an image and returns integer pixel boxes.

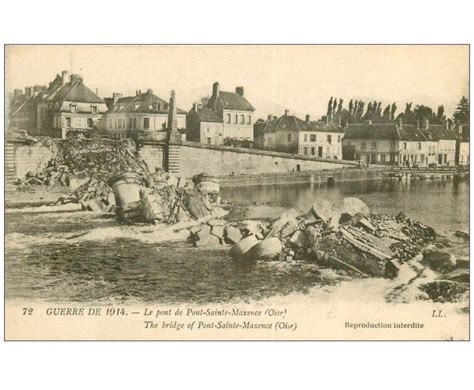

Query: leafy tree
[453,96,469,124]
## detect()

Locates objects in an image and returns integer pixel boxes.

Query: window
[311,147,315,155]
[66,117,71,127]
[372,142,377,150]
[133,118,137,129]
[129,118,133,129]
[403,142,407,150]
[91,105,97,114]
[143,117,150,129]
[70,104,77,113]
[287,133,292,142]
[227,114,231,124]
[207,127,210,133]
[241,115,245,124]
[303,147,308,155]
[337,135,341,143]
[361,141,366,150]
[310,134,316,142]
[304,134,308,142]
[327,135,332,144]
[234,114,238,124]
[247,115,251,125]
[418,142,421,150]
[390,141,396,150]
[87,118,93,128]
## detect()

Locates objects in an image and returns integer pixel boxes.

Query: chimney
[425,118,429,129]
[284,109,289,116]
[338,116,341,127]
[96,88,99,96]
[212,82,220,98]
[397,117,403,129]
[193,102,198,111]
[61,70,69,85]
[25,87,33,98]
[167,90,179,142]
[267,114,272,121]
[112,93,122,104]
[447,119,452,131]
[235,86,244,97]
[147,89,153,94]
[305,114,310,122]
[13,89,22,99]
[70,74,83,84]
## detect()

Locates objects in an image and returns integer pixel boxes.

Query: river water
[5,179,470,306]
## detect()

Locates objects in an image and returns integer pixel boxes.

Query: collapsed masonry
[14,138,221,221]
[185,197,469,303]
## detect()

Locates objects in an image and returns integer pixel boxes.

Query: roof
[345,122,438,142]
[207,91,255,112]
[263,115,313,133]
[398,124,428,141]
[309,121,346,133]
[192,107,222,123]
[345,123,400,140]
[49,81,104,108]
[107,92,186,115]
[420,125,458,141]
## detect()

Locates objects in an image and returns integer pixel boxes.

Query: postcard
[4,45,469,340]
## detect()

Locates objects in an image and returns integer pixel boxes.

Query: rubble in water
[185,196,468,303]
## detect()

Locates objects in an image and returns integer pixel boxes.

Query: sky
[5,45,469,120]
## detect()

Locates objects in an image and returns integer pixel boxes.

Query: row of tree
[325,96,469,127]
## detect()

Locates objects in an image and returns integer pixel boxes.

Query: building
[186,82,255,144]
[254,111,345,158]
[419,120,457,166]
[343,122,399,164]
[456,124,470,166]
[102,89,186,139]
[343,120,436,166]
[10,71,107,138]
[186,104,224,144]
[299,117,345,159]
[48,73,107,138]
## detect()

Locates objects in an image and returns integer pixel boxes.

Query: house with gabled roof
[419,120,457,166]
[10,70,107,138]
[254,111,345,158]
[102,89,186,139]
[343,119,437,166]
[47,73,107,137]
[187,82,255,144]
[186,103,224,145]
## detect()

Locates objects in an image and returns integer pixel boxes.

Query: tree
[390,103,397,120]
[348,99,354,115]
[327,97,333,117]
[198,95,211,107]
[337,98,343,112]
[453,96,469,124]
[436,105,445,122]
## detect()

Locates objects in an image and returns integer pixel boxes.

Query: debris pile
[14,138,221,222]
[186,197,438,276]
[16,139,148,190]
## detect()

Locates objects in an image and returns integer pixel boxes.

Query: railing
[389,165,469,173]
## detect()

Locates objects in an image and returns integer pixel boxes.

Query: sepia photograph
[4,44,470,340]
